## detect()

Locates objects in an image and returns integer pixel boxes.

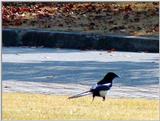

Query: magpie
[68,72,119,101]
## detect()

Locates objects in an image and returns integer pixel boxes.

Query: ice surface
[2,47,159,99]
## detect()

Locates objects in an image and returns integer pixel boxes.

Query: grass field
[2,92,159,120]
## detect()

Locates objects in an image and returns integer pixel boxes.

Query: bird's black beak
[116,75,120,78]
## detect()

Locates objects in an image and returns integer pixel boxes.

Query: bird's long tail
[68,90,91,99]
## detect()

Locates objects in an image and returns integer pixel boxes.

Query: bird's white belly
[99,90,107,97]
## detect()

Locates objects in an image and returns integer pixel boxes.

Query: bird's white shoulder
[91,83,112,90]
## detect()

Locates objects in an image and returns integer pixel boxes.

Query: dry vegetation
[3,92,159,120]
[2,2,159,36]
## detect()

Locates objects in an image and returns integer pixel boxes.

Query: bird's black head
[104,72,119,80]
[98,72,119,84]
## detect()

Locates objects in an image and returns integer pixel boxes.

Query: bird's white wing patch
[91,83,111,90]
[103,83,111,86]
[91,84,98,89]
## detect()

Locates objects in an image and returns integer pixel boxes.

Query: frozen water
[2,47,159,99]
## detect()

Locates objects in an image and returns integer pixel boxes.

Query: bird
[68,72,119,101]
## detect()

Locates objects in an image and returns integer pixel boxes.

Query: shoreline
[3,80,159,100]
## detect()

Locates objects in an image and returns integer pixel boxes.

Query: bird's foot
[102,97,105,101]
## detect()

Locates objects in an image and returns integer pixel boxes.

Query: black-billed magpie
[68,72,119,101]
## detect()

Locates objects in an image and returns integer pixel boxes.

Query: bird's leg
[102,97,105,101]
[92,95,95,102]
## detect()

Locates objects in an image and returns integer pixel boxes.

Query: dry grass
[2,92,159,120]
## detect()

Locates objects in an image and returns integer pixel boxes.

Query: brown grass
[2,92,159,120]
